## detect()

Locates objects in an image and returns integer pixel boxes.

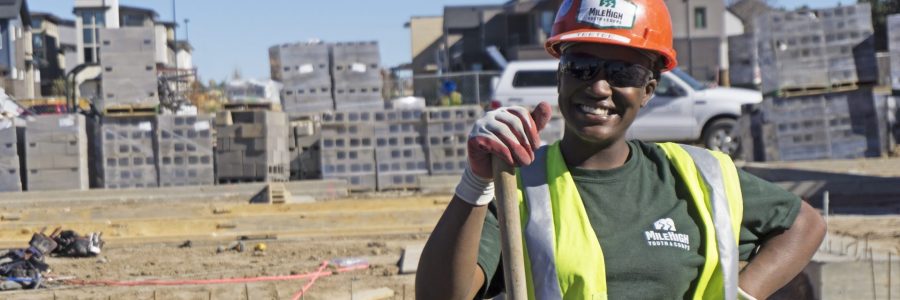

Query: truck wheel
[702,118,739,157]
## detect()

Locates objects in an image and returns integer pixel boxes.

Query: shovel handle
[492,157,528,300]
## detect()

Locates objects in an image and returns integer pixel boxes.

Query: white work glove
[455,102,552,206]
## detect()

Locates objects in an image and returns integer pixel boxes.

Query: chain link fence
[411,71,501,107]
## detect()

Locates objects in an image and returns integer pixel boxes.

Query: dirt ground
[0,194,447,300]
[0,183,896,299]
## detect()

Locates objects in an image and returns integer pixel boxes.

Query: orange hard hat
[545,0,678,72]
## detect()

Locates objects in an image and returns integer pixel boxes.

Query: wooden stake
[245,283,250,300]
[493,158,527,300]
[871,249,877,300]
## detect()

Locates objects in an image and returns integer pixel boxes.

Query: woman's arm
[416,195,488,300]
[738,201,825,298]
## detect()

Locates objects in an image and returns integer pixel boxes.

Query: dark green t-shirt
[476,140,801,299]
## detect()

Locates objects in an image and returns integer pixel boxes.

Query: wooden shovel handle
[492,157,528,299]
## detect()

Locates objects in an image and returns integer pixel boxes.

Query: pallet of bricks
[319,111,377,191]
[331,41,384,111]
[754,4,877,94]
[745,87,889,161]
[728,33,759,88]
[754,9,830,93]
[156,115,215,187]
[288,114,321,180]
[215,110,290,183]
[374,109,428,191]
[90,115,159,189]
[24,115,89,191]
[270,42,334,115]
[819,3,877,87]
[0,119,21,192]
[424,106,482,176]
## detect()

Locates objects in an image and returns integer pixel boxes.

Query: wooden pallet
[103,105,158,116]
[769,82,866,98]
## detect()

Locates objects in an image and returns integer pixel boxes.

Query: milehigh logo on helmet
[577,0,637,29]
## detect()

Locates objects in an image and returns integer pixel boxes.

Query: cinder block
[377,170,428,191]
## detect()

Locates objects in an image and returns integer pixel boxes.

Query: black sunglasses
[559,53,654,88]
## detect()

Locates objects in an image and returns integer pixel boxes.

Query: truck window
[512,70,558,88]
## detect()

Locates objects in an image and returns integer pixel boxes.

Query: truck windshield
[670,68,707,91]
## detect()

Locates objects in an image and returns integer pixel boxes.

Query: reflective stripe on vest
[519,142,743,300]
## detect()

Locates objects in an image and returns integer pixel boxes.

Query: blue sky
[31,0,844,82]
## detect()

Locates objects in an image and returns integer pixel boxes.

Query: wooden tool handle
[492,157,528,299]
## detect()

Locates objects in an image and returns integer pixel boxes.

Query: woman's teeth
[579,104,610,116]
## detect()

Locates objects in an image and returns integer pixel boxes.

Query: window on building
[82,28,93,43]
[694,7,707,29]
[122,14,145,27]
[84,48,94,62]
[94,11,106,26]
[31,18,42,29]
[32,34,44,65]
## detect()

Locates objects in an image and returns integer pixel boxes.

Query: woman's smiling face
[557,43,658,146]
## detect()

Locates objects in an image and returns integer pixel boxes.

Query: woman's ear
[641,79,657,107]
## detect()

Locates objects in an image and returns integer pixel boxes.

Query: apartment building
[31,12,75,96]
[0,0,38,99]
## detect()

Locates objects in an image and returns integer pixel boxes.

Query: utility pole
[683,0,693,76]
[172,0,179,106]
[184,18,190,41]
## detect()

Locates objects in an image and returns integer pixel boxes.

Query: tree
[859,0,900,51]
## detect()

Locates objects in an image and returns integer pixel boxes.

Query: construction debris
[0,230,63,290]
[399,244,424,274]
[217,241,245,254]
[50,229,104,258]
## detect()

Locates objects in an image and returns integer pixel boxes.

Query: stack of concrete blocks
[889,14,900,91]
[270,42,334,115]
[819,3,877,86]
[95,116,159,189]
[215,111,290,183]
[288,114,321,180]
[755,10,830,94]
[24,115,89,191]
[374,109,428,190]
[728,33,760,88]
[97,27,159,112]
[156,115,215,187]
[424,106,482,175]
[762,88,885,161]
[331,41,384,111]
[0,121,21,192]
[319,111,377,191]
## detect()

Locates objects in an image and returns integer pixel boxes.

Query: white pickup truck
[490,60,763,156]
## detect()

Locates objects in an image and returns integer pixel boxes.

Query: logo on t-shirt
[645,218,690,251]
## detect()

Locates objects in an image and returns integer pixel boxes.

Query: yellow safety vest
[516,142,744,300]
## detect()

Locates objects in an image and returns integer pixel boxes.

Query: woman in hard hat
[416,0,825,299]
